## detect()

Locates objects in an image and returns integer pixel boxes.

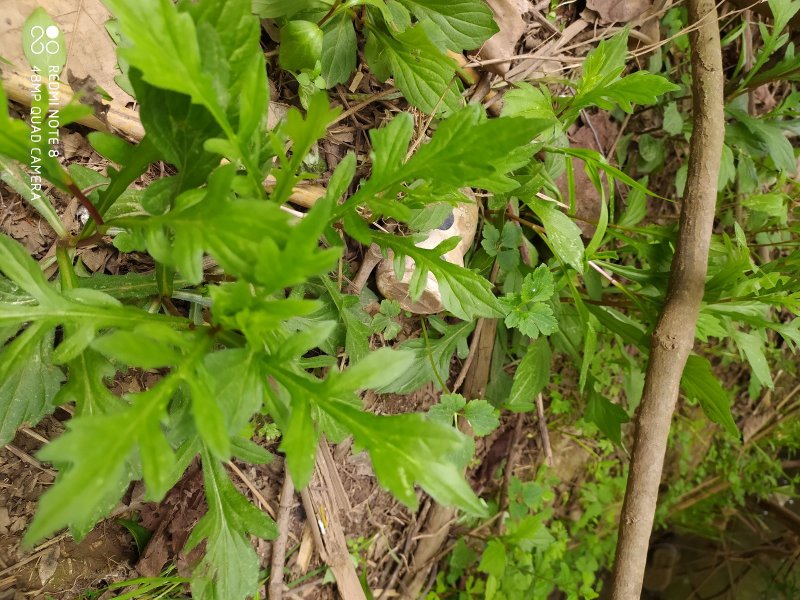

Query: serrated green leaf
[186,448,277,600]
[478,539,506,578]
[368,24,462,115]
[129,70,223,191]
[506,338,551,412]
[25,335,213,545]
[55,350,123,417]
[102,0,227,127]
[323,399,486,515]
[397,0,498,50]
[373,233,504,320]
[463,400,499,436]
[0,324,63,445]
[521,265,554,303]
[428,393,467,425]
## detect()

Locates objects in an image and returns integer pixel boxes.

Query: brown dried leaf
[586,0,652,25]
[478,0,527,76]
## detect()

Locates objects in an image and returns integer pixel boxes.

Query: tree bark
[608,1,724,598]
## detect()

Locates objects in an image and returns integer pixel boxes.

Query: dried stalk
[609,0,724,597]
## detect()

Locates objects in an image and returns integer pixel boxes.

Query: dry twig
[269,471,296,600]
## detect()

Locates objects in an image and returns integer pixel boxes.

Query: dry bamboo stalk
[1,66,145,141]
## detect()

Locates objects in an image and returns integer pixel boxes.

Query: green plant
[3,0,798,598]
[255,0,498,113]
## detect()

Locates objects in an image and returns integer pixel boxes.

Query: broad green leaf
[731,329,774,390]
[129,70,223,191]
[681,355,739,439]
[322,399,487,515]
[478,539,506,578]
[585,387,629,445]
[397,0,498,50]
[186,448,277,600]
[279,394,318,489]
[506,338,551,412]
[529,201,585,273]
[379,320,474,393]
[279,21,323,72]
[330,347,415,392]
[367,24,462,115]
[464,400,500,436]
[0,324,64,445]
[321,14,357,86]
[252,0,322,18]
[428,393,467,425]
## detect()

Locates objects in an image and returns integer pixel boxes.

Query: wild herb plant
[1,0,798,598]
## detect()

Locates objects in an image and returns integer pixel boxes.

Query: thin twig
[269,471,296,600]
[536,393,554,467]
[228,461,277,519]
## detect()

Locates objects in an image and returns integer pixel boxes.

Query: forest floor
[1,0,799,599]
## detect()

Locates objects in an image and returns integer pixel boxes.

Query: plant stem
[608,0,725,596]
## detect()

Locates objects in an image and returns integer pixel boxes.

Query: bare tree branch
[608,0,725,597]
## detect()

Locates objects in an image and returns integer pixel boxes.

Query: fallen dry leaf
[586,0,652,25]
[478,0,527,76]
[38,545,60,586]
